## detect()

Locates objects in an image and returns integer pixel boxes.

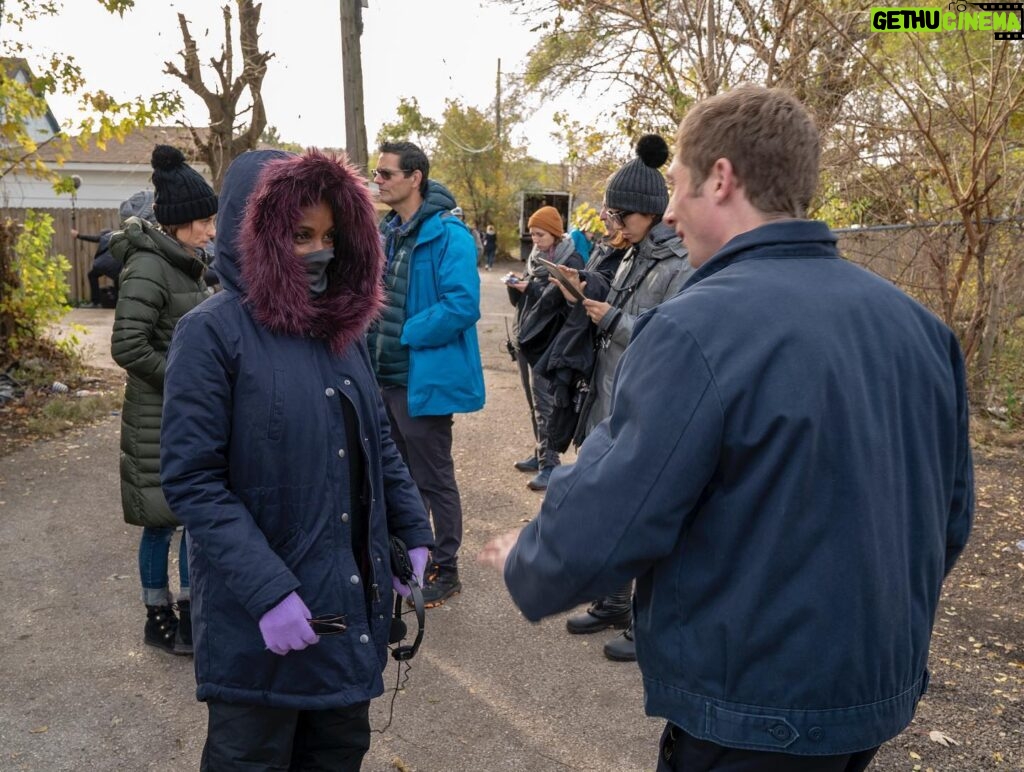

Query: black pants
[656,725,879,772]
[382,386,463,570]
[515,349,559,469]
[88,254,120,305]
[201,700,370,771]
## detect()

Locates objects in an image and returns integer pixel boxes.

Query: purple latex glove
[392,546,429,598]
[258,591,318,655]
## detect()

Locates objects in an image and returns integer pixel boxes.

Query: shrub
[0,211,72,365]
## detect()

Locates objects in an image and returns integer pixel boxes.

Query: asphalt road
[0,265,661,771]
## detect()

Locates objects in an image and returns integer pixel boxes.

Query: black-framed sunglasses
[373,167,411,181]
[307,614,348,636]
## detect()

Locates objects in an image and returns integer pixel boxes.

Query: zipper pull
[371,583,381,603]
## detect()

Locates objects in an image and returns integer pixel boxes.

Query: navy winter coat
[161,150,433,709]
[505,220,973,755]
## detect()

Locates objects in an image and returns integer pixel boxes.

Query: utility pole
[340,0,369,171]
[495,58,502,145]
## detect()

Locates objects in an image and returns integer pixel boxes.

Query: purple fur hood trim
[238,149,385,355]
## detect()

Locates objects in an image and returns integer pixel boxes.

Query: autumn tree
[1,0,181,189]
[821,21,1024,397]
[0,0,180,364]
[506,0,870,139]
[164,0,272,190]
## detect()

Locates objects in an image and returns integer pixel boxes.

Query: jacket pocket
[269,524,305,562]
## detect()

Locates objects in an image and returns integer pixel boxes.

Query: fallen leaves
[928,729,960,747]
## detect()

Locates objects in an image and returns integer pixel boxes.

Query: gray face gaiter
[302,248,334,296]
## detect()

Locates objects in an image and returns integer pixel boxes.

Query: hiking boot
[566,596,632,634]
[173,599,193,656]
[603,622,637,662]
[144,604,179,654]
[514,455,540,473]
[421,567,461,608]
[527,466,553,491]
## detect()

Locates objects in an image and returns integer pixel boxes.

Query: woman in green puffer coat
[109,144,216,657]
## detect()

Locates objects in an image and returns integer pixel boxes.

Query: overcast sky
[17,0,575,163]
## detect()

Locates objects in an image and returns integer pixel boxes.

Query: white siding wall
[0,161,212,210]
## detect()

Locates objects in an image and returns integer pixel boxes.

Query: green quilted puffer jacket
[109,217,208,527]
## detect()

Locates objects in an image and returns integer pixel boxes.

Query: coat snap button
[337,448,346,459]
[808,727,824,741]
[341,512,349,523]
[344,379,352,386]
[359,634,369,644]
[324,387,335,397]
[350,575,360,584]
[770,725,790,741]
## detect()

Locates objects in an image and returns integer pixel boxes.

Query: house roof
[2,56,61,138]
[36,125,211,165]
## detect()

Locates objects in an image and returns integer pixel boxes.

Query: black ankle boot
[421,567,462,608]
[144,604,179,654]
[173,600,193,656]
[603,620,637,662]
[565,587,632,634]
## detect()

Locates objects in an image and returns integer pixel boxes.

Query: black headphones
[388,536,425,662]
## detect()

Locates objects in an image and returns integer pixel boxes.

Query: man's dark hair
[379,141,429,197]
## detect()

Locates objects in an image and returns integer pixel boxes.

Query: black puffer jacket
[110,217,208,527]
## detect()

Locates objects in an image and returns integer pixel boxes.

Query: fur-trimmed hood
[216,148,385,355]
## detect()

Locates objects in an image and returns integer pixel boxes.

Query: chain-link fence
[837,217,1024,410]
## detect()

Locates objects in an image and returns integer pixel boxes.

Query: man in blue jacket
[482,86,973,771]
[370,141,485,608]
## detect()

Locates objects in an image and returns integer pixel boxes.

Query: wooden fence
[1,207,122,304]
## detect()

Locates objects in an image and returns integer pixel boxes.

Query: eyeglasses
[604,208,632,225]
[373,167,411,181]
[308,614,348,636]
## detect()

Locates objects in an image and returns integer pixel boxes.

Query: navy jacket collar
[683,220,837,291]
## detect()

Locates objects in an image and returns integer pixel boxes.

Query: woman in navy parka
[161,149,433,770]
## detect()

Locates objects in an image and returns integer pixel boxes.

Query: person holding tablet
[505,206,584,491]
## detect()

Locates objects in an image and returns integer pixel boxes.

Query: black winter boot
[144,604,179,654]
[603,620,637,662]
[514,455,540,473]
[566,586,632,634]
[173,600,193,656]
[421,566,462,608]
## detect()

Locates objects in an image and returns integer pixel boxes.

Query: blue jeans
[139,526,190,606]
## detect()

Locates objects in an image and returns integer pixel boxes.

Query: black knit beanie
[605,134,670,215]
[150,145,218,226]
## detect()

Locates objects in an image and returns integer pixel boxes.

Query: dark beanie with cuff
[150,144,218,226]
[605,134,670,215]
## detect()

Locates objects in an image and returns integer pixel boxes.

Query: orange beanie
[527,206,564,239]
